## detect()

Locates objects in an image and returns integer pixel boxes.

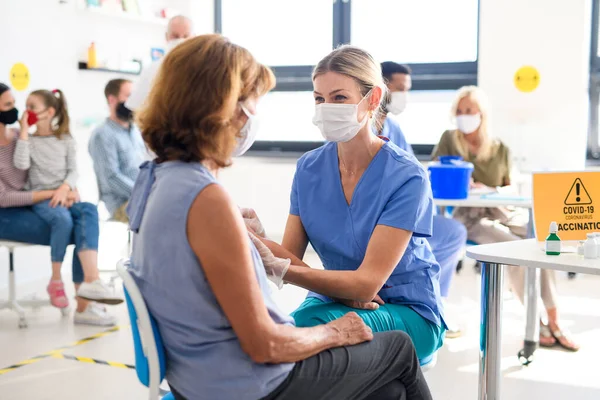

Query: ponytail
[30,89,71,139]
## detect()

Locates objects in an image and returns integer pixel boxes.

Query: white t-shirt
[126,39,186,111]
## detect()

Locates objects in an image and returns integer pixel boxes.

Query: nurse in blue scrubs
[256,46,446,364]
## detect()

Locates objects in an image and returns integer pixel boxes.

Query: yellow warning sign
[533,171,600,241]
[564,178,592,205]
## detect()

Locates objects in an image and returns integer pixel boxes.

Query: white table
[467,239,600,400]
[434,195,532,209]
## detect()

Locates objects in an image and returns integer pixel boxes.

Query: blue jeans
[428,215,467,297]
[31,201,99,266]
[0,206,91,283]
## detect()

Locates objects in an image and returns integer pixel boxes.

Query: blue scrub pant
[428,215,467,297]
[292,298,445,364]
[0,204,98,284]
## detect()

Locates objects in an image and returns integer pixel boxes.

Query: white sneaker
[74,303,117,326]
[77,280,124,305]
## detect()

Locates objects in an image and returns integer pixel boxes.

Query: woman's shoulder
[296,142,334,171]
[381,142,428,181]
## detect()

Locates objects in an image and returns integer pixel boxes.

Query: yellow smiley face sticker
[10,63,30,91]
[514,66,540,93]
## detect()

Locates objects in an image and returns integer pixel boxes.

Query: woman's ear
[369,86,383,111]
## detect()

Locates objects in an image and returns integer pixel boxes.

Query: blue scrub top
[379,116,414,156]
[290,140,446,328]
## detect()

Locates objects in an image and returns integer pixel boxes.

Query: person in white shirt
[126,15,195,111]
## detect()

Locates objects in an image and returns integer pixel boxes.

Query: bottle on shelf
[545,221,561,256]
[583,233,598,259]
[88,42,98,69]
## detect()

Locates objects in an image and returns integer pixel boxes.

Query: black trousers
[171,331,433,400]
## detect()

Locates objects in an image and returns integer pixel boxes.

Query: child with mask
[14,88,123,320]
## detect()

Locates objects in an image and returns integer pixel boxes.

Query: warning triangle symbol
[564,178,592,205]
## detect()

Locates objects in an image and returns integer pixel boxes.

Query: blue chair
[117,259,174,400]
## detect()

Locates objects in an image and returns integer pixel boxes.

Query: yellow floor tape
[52,353,134,369]
[0,325,125,376]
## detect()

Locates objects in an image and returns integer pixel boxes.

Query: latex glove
[240,207,266,238]
[248,231,289,289]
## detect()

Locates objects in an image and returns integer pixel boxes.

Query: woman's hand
[335,294,385,311]
[327,312,373,346]
[240,207,266,238]
[19,112,30,139]
[49,184,70,208]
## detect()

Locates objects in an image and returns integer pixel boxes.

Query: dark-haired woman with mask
[0,83,121,326]
[127,35,432,400]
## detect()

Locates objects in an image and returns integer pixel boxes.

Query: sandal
[550,327,580,352]
[539,324,557,348]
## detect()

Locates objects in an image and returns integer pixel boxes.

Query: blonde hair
[312,45,386,129]
[450,85,495,162]
[137,34,275,167]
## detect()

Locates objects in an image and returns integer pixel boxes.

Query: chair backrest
[117,259,167,399]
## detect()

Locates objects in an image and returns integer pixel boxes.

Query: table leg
[520,267,540,365]
[479,262,504,400]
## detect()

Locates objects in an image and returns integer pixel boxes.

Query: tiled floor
[1,253,599,400]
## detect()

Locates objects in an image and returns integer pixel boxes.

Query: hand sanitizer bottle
[545,222,561,256]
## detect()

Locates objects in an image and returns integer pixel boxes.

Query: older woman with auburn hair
[126,34,432,400]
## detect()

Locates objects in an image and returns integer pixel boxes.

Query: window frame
[589,0,600,161]
[214,0,479,158]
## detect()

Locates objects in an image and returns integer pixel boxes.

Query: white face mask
[166,38,186,52]
[232,104,259,157]
[312,91,371,143]
[387,91,408,115]
[456,114,481,135]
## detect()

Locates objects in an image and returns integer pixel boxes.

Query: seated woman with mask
[246,46,446,365]
[432,85,579,352]
[127,34,433,400]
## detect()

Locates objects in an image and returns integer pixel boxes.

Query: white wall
[478,0,591,172]
[0,0,594,289]
[0,0,213,289]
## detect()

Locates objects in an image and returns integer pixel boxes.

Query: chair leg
[0,251,29,328]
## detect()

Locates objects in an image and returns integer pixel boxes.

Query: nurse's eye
[334,95,347,102]
[314,96,325,104]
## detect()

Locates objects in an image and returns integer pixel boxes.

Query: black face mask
[116,102,133,122]
[0,107,18,125]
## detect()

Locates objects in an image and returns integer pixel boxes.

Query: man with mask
[126,15,194,111]
[89,79,145,222]
[377,61,467,338]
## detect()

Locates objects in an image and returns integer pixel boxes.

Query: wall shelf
[77,6,168,27]
[78,61,141,76]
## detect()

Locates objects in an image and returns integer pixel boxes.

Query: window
[215,0,479,157]
[351,0,479,64]
[391,90,456,146]
[219,0,333,67]
[255,91,321,142]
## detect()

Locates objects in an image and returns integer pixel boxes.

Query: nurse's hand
[240,207,266,238]
[336,295,385,311]
[248,231,290,289]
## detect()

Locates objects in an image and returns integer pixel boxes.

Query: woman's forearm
[262,238,310,268]
[33,190,55,203]
[259,323,342,364]
[285,265,377,303]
